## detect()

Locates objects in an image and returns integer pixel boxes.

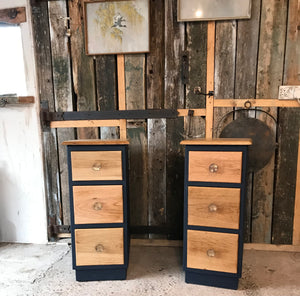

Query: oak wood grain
[188,186,240,229]
[188,151,243,183]
[75,228,124,266]
[71,151,122,181]
[73,185,123,224]
[187,230,238,273]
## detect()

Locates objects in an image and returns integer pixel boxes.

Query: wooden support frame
[293,130,300,245]
[0,7,26,24]
[117,55,127,140]
[205,21,215,139]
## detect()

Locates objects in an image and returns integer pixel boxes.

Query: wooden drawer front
[71,151,122,181]
[75,228,124,266]
[73,185,123,224]
[188,187,240,229]
[188,151,242,183]
[187,230,238,273]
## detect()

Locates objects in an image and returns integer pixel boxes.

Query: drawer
[75,228,124,266]
[188,186,240,229]
[71,151,122,181]
[188,151,242,183]
[73,185,123,224]
[187,230,238,273]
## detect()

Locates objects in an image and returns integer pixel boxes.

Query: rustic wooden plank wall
[32,0,299,243]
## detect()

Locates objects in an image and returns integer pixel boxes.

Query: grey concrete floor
[0,241,299,296]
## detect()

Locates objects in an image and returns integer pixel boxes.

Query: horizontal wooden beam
[244,243,300,252]
[0,7,26,24]
[177,108,206,117]
[50,119,122,128]
[131,239,183,247]
[214,99,300,108]
[0,96,34,107]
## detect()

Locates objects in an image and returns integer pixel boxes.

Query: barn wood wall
[31,0,300,243]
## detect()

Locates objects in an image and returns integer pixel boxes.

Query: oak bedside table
[63,140,129,282]
[181,138,252,289]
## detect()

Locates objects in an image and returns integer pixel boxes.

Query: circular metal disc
[219,118,276,172]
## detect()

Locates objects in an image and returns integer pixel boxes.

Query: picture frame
[83,0,150,55]
[177,0,252,22]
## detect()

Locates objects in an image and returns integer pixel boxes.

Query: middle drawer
[188,186,240,229]
[73,185,123,224]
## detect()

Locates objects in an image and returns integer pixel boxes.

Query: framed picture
[177,0,252,21]
[84,0,149,55]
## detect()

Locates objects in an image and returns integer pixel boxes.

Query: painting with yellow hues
[84,0,149,55]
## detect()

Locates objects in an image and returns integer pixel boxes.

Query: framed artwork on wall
[177,0,252,21]
[83,0,149,55]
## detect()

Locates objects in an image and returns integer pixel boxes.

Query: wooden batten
[117,55,127,140]
[214,99,300,108]
[50,120,122,129]
[293,131,300,245]
[177,108,206,117]
[205,21,215,139]
[0,7,26,24]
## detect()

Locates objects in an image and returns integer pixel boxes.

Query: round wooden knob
[209,163,218,173]
[208,204,218,212]
[95,244,104,253]
[93,202,102,211]
[92,162,102,171]
[207,249,215,257]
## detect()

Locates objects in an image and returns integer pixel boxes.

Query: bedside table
[63,140,129,282]
[181,139,252,289]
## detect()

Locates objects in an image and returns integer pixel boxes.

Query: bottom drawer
[75,228,124,266]
[187,230,238,274]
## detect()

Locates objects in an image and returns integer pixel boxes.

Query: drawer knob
[209,163,218,173]
[208,204,218,212]
[95,244,104,253]
[93,202,102,211]
[92,162,102,171]
[207,249,215,257]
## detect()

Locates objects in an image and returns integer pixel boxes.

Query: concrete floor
[0,241,300,296]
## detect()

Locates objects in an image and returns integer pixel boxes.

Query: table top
[180,138,252,146]
[62,139,130,146]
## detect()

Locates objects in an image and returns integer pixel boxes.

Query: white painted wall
[0,0,48,243]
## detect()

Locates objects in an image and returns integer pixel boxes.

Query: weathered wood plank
[235,0,261,243]
[48,1,74,226]
[123,54,148,226]
[185,22,207,139]
[125,55,148,235]
[146,0,164,109]
[95,55,118,139]
[31,1,61,239]
[147,0,166,236]
[165,0,185,239]
[274,0,300,245]
[0,7,26,24]
[68,0,97,139]
[254,0,288,244]
[147,119,167,230]
[213,21,236,138]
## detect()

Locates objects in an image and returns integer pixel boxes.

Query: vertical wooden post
[205,21,215,139]
[117,54,127,140]
[293,131,300,245]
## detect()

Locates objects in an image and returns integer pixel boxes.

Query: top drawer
[188,151,242,183]
[71,151,123,181]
